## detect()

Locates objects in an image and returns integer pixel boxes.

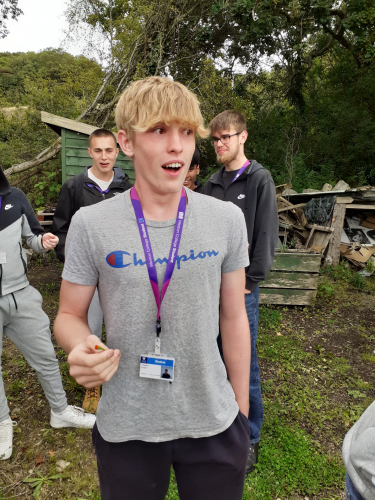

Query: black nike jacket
[52,166,132,262]
[204,160,278,291]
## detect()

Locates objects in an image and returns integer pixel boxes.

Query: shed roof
[41,111,119,140]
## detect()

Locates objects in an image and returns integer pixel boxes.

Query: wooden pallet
[259,251,321,306]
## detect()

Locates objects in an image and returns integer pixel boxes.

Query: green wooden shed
[41,111,135,183]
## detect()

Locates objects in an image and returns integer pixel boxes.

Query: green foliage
[351,272,366,289]
[1,0,375,202]
[318,280,334,298]
[324,263,352,281]
[8,378,24,395]
[323,263,368,290]
[23,471,61,498]
[0,50,103,200]
[33,172,61,206]
[77,491,101,500]
[259,306,282,331]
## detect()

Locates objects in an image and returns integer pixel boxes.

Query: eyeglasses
[210,131,243,146]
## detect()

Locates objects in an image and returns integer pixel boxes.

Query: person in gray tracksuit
[342,401,375,500]
[0,166,95,461]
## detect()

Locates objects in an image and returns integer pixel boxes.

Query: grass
[1,257,375,499]
[244,424,344,500]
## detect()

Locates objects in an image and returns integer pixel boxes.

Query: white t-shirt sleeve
[221,205,250,273]
[62,211,99,286]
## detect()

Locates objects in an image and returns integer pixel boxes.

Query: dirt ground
[1,256,374,499]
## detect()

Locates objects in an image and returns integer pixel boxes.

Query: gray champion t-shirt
[63,188,249,443]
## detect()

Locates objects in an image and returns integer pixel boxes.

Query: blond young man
[54,77,251,500]
[204,110,279,473]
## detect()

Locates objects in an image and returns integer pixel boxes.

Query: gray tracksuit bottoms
[0,285,67,422]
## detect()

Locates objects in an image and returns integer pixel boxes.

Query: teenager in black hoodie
[204,110,278,474]
[52,128,132,412]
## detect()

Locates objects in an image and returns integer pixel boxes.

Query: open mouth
[162,162,183,173]
[100,163,110,168]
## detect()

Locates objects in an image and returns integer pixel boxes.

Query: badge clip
[155,320,161,355]
[155,337,161,355]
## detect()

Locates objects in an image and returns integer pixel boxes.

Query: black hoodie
[52,166,132,262]
[204,160,278,291]
[194,181,204,193]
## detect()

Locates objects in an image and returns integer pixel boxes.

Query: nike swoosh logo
[5,204,14,210]
[237,194,245,199]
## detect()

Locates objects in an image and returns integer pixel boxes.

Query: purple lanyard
[86,183,110,195]
[231,160,250,183]
[0,196,2,211]
[131,187,186,338]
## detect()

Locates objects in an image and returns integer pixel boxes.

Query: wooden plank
[305,226,315,247]
[295,206,308,227]
[65,128,89,139]
[260,272,319,289]
[325,203,346,266]
[306,224,333,232]
[307,229,332,254]
[336,197,353,204]
[66,157,93,167]
[272,253,321,272]
[66,148,91,158]
[279,221,294,230]
[278,203,306,213]
[346,204,375,210]
[66,137,89,149]
[118,151,129,160]
[259,288,317,306]
[61,128,67,183]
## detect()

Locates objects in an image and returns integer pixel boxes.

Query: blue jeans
[345,473,365,500]
[245,287,263,444]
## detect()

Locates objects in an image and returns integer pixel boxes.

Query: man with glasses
[183,147,203,193]
[204,110,278,474]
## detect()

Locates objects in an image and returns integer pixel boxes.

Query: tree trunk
[4,141,61,177]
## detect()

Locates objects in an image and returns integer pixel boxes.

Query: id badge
[0,252,6,264]
[140,355,175,382]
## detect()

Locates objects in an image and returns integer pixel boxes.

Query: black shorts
[92,411,250,500]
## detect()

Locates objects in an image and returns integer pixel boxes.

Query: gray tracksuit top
[0,167,47,296]
[342,401,375,500]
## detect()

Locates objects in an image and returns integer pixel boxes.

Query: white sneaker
[50,405,96,429]
[0,417,17,460]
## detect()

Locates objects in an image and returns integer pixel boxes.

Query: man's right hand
[67,334,121,388]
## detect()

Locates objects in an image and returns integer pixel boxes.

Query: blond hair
[209,110,246,135]
[115,77,208,139]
